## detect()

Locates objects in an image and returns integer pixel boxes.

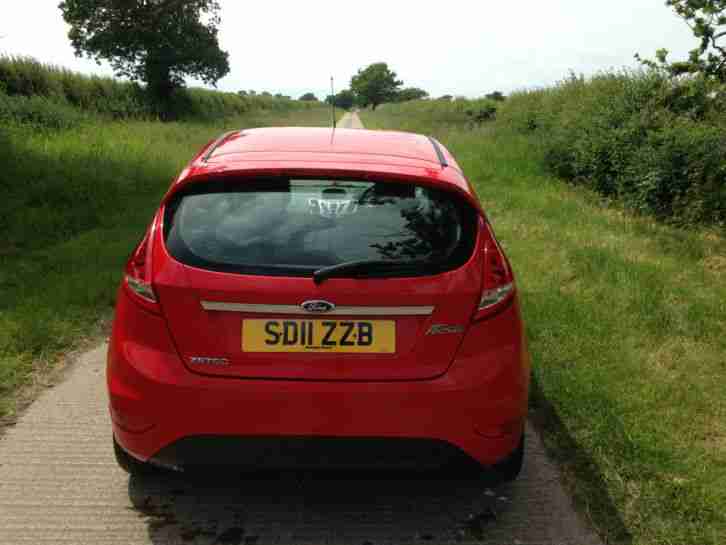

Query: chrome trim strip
[201,301,434,316]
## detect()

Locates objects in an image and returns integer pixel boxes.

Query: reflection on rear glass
[166,179,473,275]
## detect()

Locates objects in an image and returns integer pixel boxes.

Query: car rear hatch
[155,176,483,381]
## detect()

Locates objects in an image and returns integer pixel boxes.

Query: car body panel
[156,266,483,381]
[202,127,461,171]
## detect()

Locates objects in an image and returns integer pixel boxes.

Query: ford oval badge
[301,300,335,313]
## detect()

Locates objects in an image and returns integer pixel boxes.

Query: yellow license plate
[242,319,395,353]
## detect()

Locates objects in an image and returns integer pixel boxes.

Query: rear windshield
[164,178,477,277]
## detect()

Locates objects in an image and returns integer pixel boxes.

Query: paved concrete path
[0,114,604,544]
[337,111,364,129]
[0,344,602,545]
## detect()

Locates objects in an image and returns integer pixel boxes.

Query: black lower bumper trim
[150,435,476,471]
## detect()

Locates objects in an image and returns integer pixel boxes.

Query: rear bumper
[108,291,530,469]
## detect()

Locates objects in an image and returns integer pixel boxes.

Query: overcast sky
[1,1,697,99]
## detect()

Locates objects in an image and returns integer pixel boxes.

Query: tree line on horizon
[232,84,506,111]
[58,0,725,119]
[55,2,509,117]
[319,64,508,111]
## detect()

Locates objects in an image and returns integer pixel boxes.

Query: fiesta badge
[301,300,336,313]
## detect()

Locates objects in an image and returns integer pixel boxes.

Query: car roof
[203,127,460,169]
[168,127,481,213]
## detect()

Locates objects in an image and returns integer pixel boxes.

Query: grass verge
[0,106,332,421]
[362,106,726,545]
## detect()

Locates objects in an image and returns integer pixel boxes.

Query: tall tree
[59,0,230,112]
[350,63,403,110]
[637,1,726,82]
[298,92,318,101]
[485,91,506,101]
[325,89,355,110]
[395,87,429,102]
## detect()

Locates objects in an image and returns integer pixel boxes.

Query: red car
[108,127,530,479]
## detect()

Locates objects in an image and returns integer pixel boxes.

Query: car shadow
[128,466,516,544]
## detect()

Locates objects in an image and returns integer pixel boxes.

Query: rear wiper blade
[313,259,434,285]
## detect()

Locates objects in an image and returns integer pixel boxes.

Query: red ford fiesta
[108,127,530,479]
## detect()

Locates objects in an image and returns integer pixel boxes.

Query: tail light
[123,227,160,314]
[472,219,515,322]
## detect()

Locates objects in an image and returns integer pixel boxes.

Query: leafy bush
[627,119,726,223]
[0,92,89,130]
[496,70,726,227]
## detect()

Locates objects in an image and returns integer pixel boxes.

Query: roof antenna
[330,76,336,129]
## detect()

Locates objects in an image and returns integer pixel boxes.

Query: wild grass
[0,106,332,420]
[362,105,726,545]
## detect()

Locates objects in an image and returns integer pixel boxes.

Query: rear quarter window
[164,178,478,277]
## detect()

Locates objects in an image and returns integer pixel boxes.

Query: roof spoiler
[427,137,449,169]
[202,130,241,162]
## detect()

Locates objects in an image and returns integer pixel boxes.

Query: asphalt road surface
[0,115,603,544]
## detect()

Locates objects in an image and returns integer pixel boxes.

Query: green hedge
[0,56,147,119]
[372,96,500,127]
[0,93,91,130]
[0,56,305,124]
[497,71,726,227]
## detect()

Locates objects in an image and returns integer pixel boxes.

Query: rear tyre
[490,433,525,483]
[113,436,156,475]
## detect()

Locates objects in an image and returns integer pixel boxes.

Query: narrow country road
[0,114,603,545]
[337,111,365,129]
